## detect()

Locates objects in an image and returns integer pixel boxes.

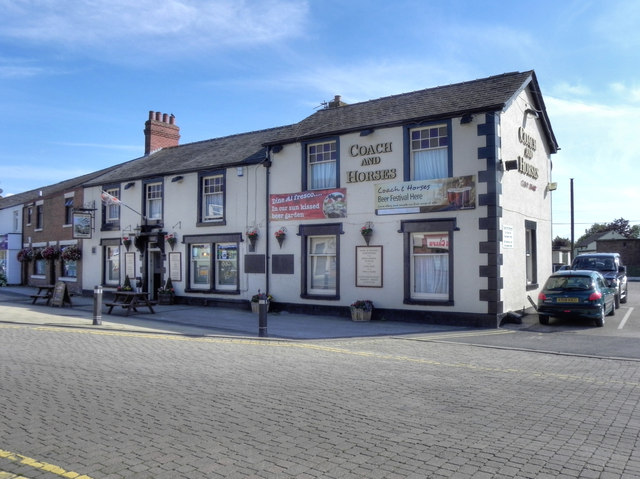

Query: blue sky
[1,0,639,240]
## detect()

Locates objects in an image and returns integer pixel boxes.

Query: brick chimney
[327,95,347,109]
[144,111,180,155]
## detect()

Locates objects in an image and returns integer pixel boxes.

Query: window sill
[197,220,226,227]
[404,298,454,307]
[300,294,340,301]
[526,283,539,291]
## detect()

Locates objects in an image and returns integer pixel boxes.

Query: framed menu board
[355,246,383,288]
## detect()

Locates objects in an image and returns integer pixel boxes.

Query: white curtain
[311,162,336,189]
[414,254,449,295]
[205,192,223,219]
[414,148,448,180]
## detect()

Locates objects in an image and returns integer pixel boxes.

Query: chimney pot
[163,113,168,123]
[155,112,161,121]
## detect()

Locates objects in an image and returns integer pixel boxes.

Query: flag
[101,190,121,205]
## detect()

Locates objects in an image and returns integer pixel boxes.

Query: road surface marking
[618,307,634,330]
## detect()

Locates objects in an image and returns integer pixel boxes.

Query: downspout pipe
[264,147,272,297]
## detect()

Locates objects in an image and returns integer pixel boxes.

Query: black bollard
[258,293,268,337]
[93,285,103,325]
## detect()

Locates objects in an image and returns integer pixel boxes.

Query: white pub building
[80,71,558,327]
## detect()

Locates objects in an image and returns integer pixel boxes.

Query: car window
[545,276,592,291]
[573,256,616,272]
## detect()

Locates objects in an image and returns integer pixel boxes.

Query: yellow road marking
[0,449,92,479]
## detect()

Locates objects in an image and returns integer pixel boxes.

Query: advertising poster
[270,188,347,221]
[375,175,476,213]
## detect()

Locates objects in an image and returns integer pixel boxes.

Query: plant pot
[248,236,257,252]
[362,233,372,246]
[350,307,372,322]
[158,293,174,305]
[276,235,285,248]
[251,301,270,314]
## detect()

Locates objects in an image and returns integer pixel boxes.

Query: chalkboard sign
[51,281,72,308]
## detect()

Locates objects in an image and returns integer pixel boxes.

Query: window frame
[401,219,456,305]
[100,185,121,231]
[198,170,226,226]
[102,241,121,286]
[143,179,164,223]
[299,223,342,300]
[403,120,452,181]
[64,197,74,226]
[183,233,241,294]
[35,202,44,230]
[302,137,340,191]
[525,220,538,289]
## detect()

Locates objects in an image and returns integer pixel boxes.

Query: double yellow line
[0,449,93,479]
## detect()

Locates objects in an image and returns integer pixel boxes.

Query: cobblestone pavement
[1,323,640,478]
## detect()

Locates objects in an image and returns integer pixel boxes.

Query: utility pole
[570,178,575,260]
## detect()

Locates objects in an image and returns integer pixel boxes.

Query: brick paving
[1,323,640,478]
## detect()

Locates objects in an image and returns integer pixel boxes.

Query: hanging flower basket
[61,245,82,261]
[246,228,259,252]
[122,237,132,251]
[165,234,178,251]
[274,228,286,248]
[17,248,34,262]
[361,224,373,246]
[41,246,60,261]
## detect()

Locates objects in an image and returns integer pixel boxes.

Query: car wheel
[621,287,628,304]
[594,307,605,327]
[539,315,549,325]
[608,301,615,316]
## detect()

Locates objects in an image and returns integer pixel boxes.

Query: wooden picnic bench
[30,285,55,305]
[105,291,156,316]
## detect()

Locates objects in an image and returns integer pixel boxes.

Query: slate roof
[0,166,121,210]
[84,124,297,187]
[265,70,558,153]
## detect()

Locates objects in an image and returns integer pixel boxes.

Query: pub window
[304,139,338,190]
[104,187,120,224]
[401,219,455,305]
[145,182,163,221]
[26,206,32,226]
[186,234,241,292]
[200,172,225,223]
[410,232,450,301]
[300,223,342,299]
[407,123,450,180]
[104,245,120,286]
[525,220,538,288]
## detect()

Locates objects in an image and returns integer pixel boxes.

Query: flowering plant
[350,299,374,311]
[118,275,133,291]
[61,245,82,261]
[33,248,44,260]
[251,292,273,302]
[158,278,175,295]
[361,225,373,236]
[246,228,259,239]
[165,234,177,246]
[122,236,132,247]
[41,246,60,260]
[274,229,286,239]
[17,247,34,262]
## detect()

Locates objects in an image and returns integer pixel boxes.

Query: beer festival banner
[375,175,476,213]
[270,188,347,221]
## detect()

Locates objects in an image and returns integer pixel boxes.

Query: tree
[576,217,639,245]
[552,236,570,249]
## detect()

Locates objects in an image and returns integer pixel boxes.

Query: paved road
[2,320,640,478]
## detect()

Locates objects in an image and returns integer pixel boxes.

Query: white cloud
[0,0,309,57]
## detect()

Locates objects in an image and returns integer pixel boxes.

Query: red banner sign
[270,188,347,221]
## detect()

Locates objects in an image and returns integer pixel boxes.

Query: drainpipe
[264,148,272,297]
